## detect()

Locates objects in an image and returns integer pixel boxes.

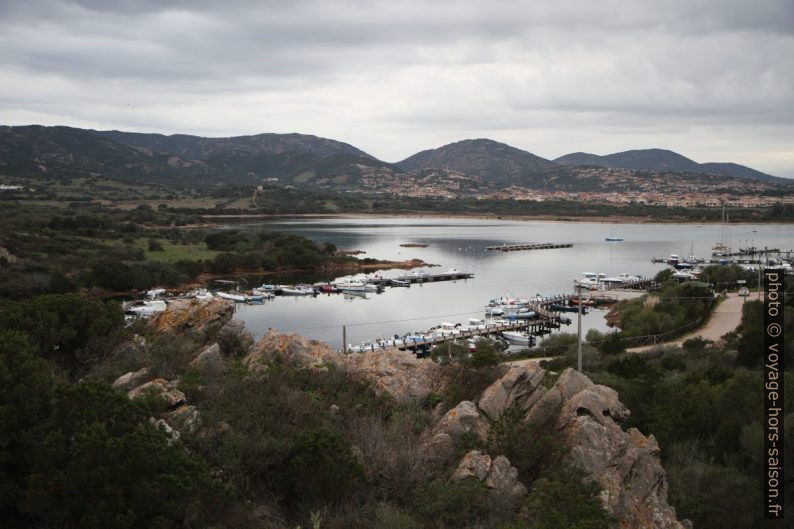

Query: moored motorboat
[281,285,315,296]
[500,331,535,347]
[217,291,247,302]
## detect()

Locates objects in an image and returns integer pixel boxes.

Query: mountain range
[0,125,787,193]
[553,149,777,183]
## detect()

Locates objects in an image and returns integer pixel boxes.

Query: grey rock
[128,378,186,409]
[523,366,686,529]
[421,432,455,463]
[522,386,562,428]
[151,417,180,444]
[188,343,224,372]
[484,455,527,498]
[451,450,491,481]
[478,364,546,421]
[112,367,150,391]
[219,319,255,353]
[451,451,527,500]
[435,401,488,442]
[164,404,201,435]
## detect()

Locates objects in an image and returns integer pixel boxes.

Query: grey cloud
[0,0,792,176]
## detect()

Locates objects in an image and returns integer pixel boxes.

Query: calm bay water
[230,217,794,349]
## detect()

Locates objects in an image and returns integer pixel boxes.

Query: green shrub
[525,469,613,529]
[286,429,365,509]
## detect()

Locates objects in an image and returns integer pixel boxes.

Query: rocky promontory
[114,298,688,529]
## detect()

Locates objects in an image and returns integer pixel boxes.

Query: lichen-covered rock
[526,368,686,529]
[452,451,527,499]
[112,367,150,391]
[485,455,527,498]
[188,343,224,372]
[148,298,234,340]
[343,349,445,401]
[435,400,488,442]
[164,404,201,435]
[128,378,186,409]
[452,450,491,481]
[478,364,546,421]
[245,329,341,370]
[246,330,444,401]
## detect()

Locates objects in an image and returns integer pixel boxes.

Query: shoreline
[199,211,794,225]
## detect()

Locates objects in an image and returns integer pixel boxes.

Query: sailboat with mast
[712,203,732,257]
[605,223,623,242]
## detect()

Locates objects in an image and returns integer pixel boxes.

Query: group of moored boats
[573,272,642,291]
[345,318,535,353]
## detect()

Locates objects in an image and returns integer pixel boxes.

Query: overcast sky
[1,0,793,176]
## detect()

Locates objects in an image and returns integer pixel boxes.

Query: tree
[0,293,124,374]
[24,381,227,529]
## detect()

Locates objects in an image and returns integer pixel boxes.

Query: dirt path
[628,293,752,352]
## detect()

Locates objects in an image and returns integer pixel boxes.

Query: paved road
[628,293,752,352]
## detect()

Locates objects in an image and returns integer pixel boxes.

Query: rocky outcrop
[139,303,685,529]
[343,348,445,400]
[112,367,150,391]
[128,378,186,409]
[434,400,488,442]
[188,343,224,372]
[164,405,201,435]
[148,298,234,340]
[246,330,444,401]
[451,450,527,499]
[477,364,546,421]
[475,365,686,529]
[217,319,255,354]
[246,330,340,369]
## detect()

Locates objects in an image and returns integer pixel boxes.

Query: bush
[0,293,124,374]
[416,478,490,529]
[147,238,164,251]
[524,469,613,529]
[286,429,365,509]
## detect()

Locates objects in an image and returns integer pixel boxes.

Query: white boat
[337,282,378,293]
[125,299,167,316]
[217,291,247,302]
[188,288,213,300]
[500,331,535,347]
[574,272,602,290]
[251,289,276,299]
[390,279,410,287]
[672,270,696,281]
[281,285,314,296]
[485,306,505,316]
[146,288,166,298]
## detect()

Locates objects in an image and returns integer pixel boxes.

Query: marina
[126,217,792,349]
[485,242,574,252]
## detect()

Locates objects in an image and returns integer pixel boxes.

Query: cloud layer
[1,0,793,175]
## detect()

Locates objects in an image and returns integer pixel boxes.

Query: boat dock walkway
[375,271,474,285]
[485,242,573,252]
[392,319,562,352]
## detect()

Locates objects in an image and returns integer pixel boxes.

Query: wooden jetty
[374,271,474,286]
[392,319,564,352]
[485,242,573,252]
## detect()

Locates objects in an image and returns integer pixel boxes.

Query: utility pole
[342,325,347,353]
[577,285,583,372]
